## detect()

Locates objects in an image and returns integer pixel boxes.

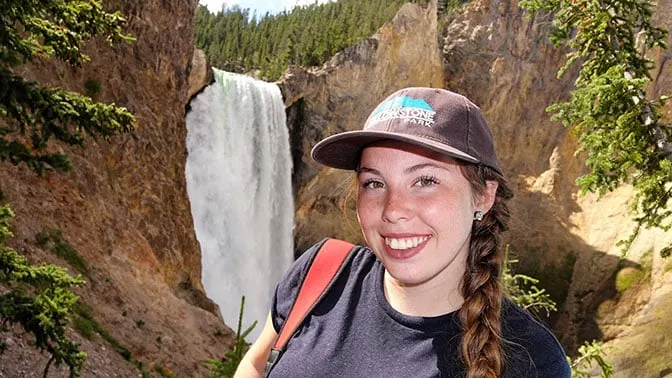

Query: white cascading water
[185,69,294,341]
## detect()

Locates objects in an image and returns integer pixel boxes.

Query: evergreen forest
[194,0,430,81]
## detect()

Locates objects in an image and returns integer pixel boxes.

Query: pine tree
[520,0,670,257]
[1,0,135,176]
[0,206,87,377]
[193,0,432,81]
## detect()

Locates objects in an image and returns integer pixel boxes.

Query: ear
[475,180,498,214]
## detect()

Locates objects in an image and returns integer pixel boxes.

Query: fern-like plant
[204,296,258,378]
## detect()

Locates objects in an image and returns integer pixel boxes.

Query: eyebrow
[357,163,451,176]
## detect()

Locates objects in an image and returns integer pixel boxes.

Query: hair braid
[458,164,513,378]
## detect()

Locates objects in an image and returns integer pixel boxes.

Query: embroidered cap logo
[370,96,436,128]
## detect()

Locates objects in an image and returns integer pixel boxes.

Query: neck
[382,264,465,317]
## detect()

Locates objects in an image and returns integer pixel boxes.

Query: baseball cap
[311,87,503,175]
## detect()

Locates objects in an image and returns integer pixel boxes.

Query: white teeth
[385,236,429,250]
[389,239,398,249]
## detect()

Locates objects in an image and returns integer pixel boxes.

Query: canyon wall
[282,0,445,254]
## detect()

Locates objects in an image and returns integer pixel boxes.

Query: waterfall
[185,69,294,341]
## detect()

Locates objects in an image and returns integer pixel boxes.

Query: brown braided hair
[458,163,513,378]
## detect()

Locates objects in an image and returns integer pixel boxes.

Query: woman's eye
[361,179,384,189]
[414,175,440,187]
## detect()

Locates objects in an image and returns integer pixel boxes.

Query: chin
[383,264,432,287]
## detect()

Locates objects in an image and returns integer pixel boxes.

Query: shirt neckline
[372,257,461,335]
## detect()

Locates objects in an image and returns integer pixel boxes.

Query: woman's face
[356,140,496,288]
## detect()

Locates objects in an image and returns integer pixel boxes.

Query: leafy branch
[520,0,671,256]
[503,245,557,316]
[0,0,135,176]
[567,340,614,378]
[0,205,86,377]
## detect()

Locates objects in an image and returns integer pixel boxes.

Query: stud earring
[474,210,484,221]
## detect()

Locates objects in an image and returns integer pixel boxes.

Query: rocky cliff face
[439,0,672,375]
[0,0,231,376]
[283,0,672,376]
[281,0,445,255]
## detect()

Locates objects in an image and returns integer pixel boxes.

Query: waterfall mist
[185,69,294,341]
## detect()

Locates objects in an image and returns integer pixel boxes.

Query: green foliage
[204,296,257,378]
[72,313,95,339]
[36,228,89,276]
[0,0,135,176]
[665,258,672,273]
[439,0,468,13]
[0,205,86,377]
[71,301,99,340]
[72,300,132,359]
[502,246,612,376]
[614,267,646,292]
[84,79,102,100]
[154,364,176,378]
[0,205,12,243]
[568,340,614,378]
[520,0,671,257]
[503,245,557,316]
[194,0,429,81]
[71,300,154,377]
[661,245,672,258]
[614,249,652,292]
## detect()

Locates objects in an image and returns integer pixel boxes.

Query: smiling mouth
[384,236,430,250]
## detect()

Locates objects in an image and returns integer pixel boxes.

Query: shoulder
[271,239,373,332]
[501,299,571,378]
[277,239,373,293]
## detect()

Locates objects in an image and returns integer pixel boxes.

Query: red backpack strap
[263,238,355,377]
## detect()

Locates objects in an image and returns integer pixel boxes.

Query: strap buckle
[263,348,282,377]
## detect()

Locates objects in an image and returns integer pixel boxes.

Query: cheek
[422,192,474,227]
[356,196,379,247]
[356,195,376,230]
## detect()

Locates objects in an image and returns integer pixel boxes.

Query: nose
[382,187,412,223]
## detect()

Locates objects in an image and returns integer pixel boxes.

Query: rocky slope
[282,0,445,255]
[1,0,232,376]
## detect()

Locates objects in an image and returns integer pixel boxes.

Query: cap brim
[311,130,479,170]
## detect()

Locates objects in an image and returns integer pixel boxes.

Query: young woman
[235,87,571,377]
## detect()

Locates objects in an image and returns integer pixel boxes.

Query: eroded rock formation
[282,0,445,255]
[1,0,232,375]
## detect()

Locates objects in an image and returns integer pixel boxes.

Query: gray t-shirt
[269,241,571,377]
